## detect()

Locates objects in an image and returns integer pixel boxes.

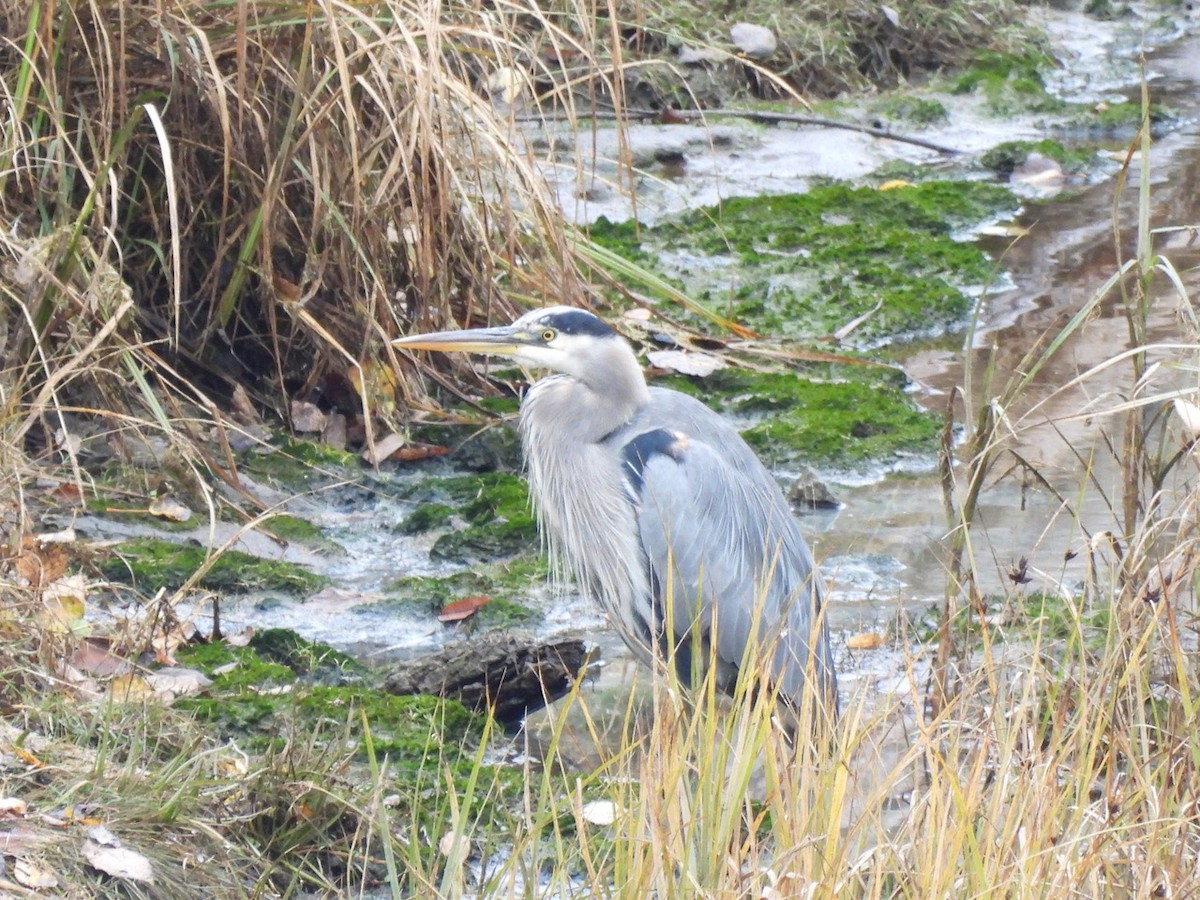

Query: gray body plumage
[522,357,836,709]
[394,306,837,712]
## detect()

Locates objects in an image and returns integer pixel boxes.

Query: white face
[508,307,615,379]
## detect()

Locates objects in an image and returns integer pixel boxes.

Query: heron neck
[525,346,649,444]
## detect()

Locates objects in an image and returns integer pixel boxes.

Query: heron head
[392,306,622,379]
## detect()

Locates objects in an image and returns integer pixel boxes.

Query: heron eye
[541,329,556,342]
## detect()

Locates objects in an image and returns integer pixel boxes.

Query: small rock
[730,23,777,60]
[290,399,327,434]
[787,468,841,510]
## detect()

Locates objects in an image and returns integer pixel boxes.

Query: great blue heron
[394,306,837,715]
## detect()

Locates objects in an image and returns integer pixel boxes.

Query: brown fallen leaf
[438,595,492,623]
[71,638,131,678]
[49,482,84,504]
[13,747,46,769]
[224,627,256,647]
[845,632,887,650]
[438,829,470,857]
[13,536,70,590]
[321,412,348,450]
[392,443,451,463]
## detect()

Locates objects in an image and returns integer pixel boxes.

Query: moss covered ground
[584,180,1018,467]
[100,538,328,596]
[592,181,1015,345]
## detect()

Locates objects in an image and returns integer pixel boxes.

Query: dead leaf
[272,273,302,304]
[438,830,470,857]
[146,667,212,701]
[252,684,294,696]
[485,66,528,107]
[977,223,1030,238]
[71,638,131,678]
[230,384,262,426]
[13,747,46,769]
[392,443,450,463]
[41,576,88,635]
[217,753,249,778]
[846,632,887,650]
[14,858,60,889]
[0,797,28,817]
[49,483,83,504]
[439,595,492,623]
[645,349,726,377]
[877,178,913,191]
[108,674,154,702]
[833,299,884,342]
[54,427,84,456]
[348,360,399,418]
[361,432,407,466]
[151,620,193,662]
[1173,398,1200,440]
[290,399,327,433]
[580,800,620,825]
[147,495,192,523]
[13,537,70,590]
[82,840,155,885]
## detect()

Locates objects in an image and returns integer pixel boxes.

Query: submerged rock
[788,468,842,510]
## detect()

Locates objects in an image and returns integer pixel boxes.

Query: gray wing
[604,387,836,708]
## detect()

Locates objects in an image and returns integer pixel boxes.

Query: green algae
[100,537,327,596]
[249,627,365,682]
[590,181,1015,346]
[397,472,538,563]
[408,418,524,472]
[980,139,1097,177]
[870,94,949,126]
[175,630,531,859]
[1061,100,1178,138]
[261,513,328,543]
[400,502,455,534]
[663,367,939,467]
[177,635,482,761]
[913,591,1112,650]
[951,50,1068,116]
[380,556,546,628]
[239,437,359,490]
